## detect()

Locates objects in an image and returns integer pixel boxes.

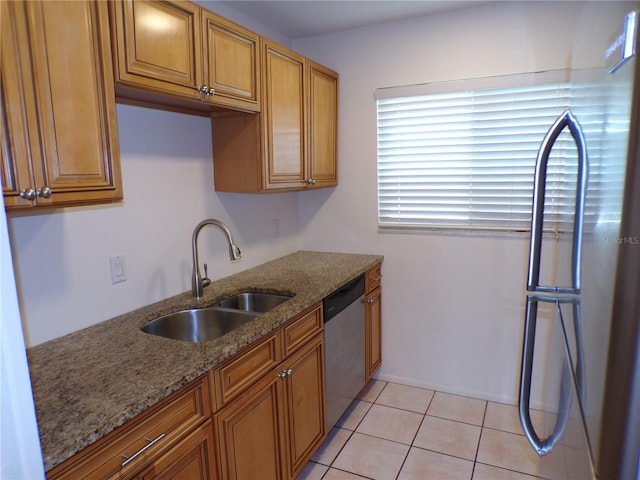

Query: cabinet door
[113,0,203,98]
[22,0,122,207]
[307,62,338,188]
[1,1,37,208]
[282,334,326,479]
[215,371,286,480]
[262,40,307,190]
[203,12,260,112]
[138,421,217,480]
[365,286,382,381]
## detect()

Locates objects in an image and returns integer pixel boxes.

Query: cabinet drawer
[214,332,281,408]
[138,420,217,480]
[366,264,382,293]
[282,304,323,358]
[48,375,211,479]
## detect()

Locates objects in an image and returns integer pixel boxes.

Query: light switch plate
[109,255,127,284]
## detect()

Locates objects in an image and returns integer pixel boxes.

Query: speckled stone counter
[27,251,383,471]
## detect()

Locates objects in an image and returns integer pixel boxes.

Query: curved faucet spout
[191,219,241,299]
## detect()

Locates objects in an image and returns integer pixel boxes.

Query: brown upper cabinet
[307,61,339,189]
[1,0,123,210]
[110,0,261,113]
[203,10,261,111]
[110,0,336,192]
[212,40,338,192]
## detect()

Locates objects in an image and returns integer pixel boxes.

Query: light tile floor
[296,379,550,480]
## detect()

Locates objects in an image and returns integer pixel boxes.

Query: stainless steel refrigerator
[518,5,640,480]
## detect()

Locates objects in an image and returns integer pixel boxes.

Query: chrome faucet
[191,219,241,299]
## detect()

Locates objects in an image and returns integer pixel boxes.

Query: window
[375,70,608,233]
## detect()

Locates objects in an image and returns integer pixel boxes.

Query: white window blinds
[375,70,606,233]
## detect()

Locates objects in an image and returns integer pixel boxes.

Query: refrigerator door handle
[572,301,586,400]
[519,297,572,455]
[558,299,586,400]
[527,109,588,294]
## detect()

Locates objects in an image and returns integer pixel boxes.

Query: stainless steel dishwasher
[323,275,366,429]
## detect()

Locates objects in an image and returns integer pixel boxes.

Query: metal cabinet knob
[307,178,316,185]
[277,368,293,380]
[367,299,375,304]
[37,186,52,198]
[20,188,36,200]
[197,86,216,96]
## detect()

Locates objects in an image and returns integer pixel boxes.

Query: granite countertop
[27,250,383,471]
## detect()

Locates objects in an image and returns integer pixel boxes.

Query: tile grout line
[394,411,428,480]
[470,399,490,479]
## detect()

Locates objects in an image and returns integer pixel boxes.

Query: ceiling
[219,0,496,38]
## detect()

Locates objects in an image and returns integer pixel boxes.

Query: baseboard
[373,372,519,406]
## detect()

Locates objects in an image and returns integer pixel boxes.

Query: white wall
[1,194,44,478]
[8,105,301,346]
[293,1,633,403]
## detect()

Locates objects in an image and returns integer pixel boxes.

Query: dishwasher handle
[323,275,365,323]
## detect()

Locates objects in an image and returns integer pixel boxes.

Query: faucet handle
[202,263,211,288]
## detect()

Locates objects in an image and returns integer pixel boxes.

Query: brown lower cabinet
[215,334,325,480]
[214,306,326,480]
[47,374,213,480]
[47,304,326,480]
[365,263,383,381]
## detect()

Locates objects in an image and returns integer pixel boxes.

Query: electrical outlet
[109,255,127,284]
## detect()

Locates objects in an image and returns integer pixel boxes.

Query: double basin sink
[141,292,291,343]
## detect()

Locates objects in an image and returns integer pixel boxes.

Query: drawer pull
[121,433,166,467]
[373,275,382,282]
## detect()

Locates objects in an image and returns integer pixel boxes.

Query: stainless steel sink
[141,292,291,342]
[216,292,291,313]
[141,307,258,343]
